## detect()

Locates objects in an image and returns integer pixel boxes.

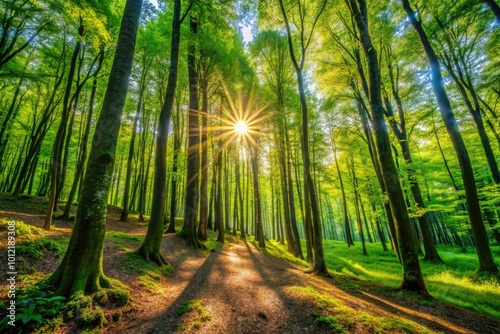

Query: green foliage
[273,239,500,319]
[0,279,65,333]
[0,220,66,260]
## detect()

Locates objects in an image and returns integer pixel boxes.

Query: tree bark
[138,0,187,263]
[179,15,203,248]
[402,0,498,273]
[278,0,328,275]
[349,0,428,293]
[44,20,84,230]
[48,0,143,297]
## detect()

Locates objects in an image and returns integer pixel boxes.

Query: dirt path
[111,237,500,334]
[2,194,500,333]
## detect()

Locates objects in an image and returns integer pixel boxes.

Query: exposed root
[304,266,332,278]
[398,280,431,298]
[137,246,169,266]
[177,228,207,250]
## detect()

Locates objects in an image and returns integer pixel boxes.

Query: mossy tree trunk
[48,0,143,297]
[179,15,204,249]
[138,0,189,263]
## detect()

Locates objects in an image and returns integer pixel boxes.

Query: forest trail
[111,235,499,334]
[1,196,500,333]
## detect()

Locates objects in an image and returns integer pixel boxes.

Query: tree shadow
[126,243,222,333]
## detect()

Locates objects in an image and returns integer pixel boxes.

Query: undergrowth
[265,238,500,319]
[0,220,66,260]
[176,299,212,331]
[292,286,429,334]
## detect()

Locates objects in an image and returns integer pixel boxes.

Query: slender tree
[138,0,192,263]
[347,0,428,293]
[402,0,498,274]
[278,0,329,276]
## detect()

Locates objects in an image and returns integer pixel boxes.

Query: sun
[234,120,249,135]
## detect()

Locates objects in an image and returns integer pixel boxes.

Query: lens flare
[234,120,249,135]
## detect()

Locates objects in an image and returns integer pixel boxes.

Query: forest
[0,0,500,333]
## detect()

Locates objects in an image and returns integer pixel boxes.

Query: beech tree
[138,0,189,264]
[47,0,143,297]
[276,0,329,275]
[401,0,498,274]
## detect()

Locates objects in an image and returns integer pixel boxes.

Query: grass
[292,286,430,334]
[0,220,67,262]
[176,299,212,331]
[264,238,500,319]
[118,252,173,294]
[106,231,143,251]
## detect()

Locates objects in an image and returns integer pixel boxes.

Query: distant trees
[402,0,498,274]
[0,0,498,299]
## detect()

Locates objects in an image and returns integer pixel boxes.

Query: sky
[148,0,255,43]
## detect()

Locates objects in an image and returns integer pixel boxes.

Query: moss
[314,315,347,333]
[0,220,66,260]
[120,252,172,294]
[176,299,211,330]
[292,286,428,333]
[65,293,106,327]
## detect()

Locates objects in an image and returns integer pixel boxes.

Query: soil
[1,193,500,333]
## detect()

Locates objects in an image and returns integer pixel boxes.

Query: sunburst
[207,83,270,151]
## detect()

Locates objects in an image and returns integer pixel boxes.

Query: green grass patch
[176,299,211,331]
[106,231,143,251]
[119,252,173,294]
[292,286,429,334]
[268,238,500,319]
[0,220,67,260]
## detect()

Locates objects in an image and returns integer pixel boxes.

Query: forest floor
[1,194,500,333]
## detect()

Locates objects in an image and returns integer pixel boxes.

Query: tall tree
[401,0,498,274]
[347,0,428,293]
[138,0,191,264]
[277,0,329,276]
[179,14,204,248]
[47,0,143,297]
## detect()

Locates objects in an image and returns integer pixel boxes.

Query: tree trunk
[332,135,355,247]
[197,78,209,240]
[44,20,83,230]
[62,50,104,220]
[48,0,143,297]
[179,15,203,248]
[138,0,185,264]
[484,0,500,21]
[121,63,148,221]
[383,95,442,262]
[402,0,498,274]
[251,144,265,248]
[350,0,428,293]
